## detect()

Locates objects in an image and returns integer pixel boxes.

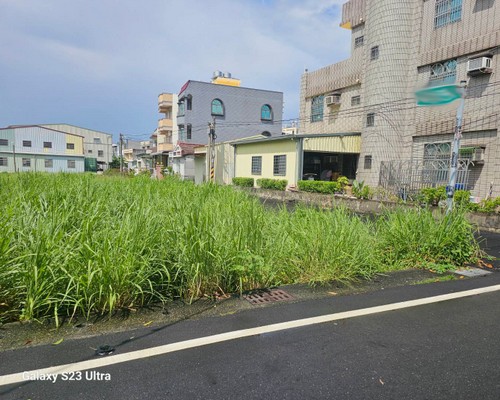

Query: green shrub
[232,177,254,187]
[257,178,287,191]
[337,176,349,190]
[352,180,372,199]
[453,190,471,209]
[477,197,500,213]
[418,186,446,206]
[298,180,341,194]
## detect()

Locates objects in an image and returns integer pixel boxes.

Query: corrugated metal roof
[231,132,360,146]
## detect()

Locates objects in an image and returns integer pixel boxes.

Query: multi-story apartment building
[42,124,113,170]
[0,125,85,172]
[156,93,178,167]
[300,0,500,198]
[170,72,284,180]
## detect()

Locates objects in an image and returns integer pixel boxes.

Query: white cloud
[0,0,352,136]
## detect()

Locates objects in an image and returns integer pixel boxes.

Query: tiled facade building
[300,0,500,198]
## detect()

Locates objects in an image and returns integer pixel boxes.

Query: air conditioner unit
[325,94,341,106]
[472,147,485,163]
[467,57,493,75]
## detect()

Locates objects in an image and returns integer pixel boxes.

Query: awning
[302,135,361,153]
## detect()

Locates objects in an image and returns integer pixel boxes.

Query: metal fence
[379,158,472,200]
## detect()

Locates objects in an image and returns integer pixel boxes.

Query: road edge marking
[2,283,500,387]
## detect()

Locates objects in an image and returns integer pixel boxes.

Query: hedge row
[298,180,341,194]
[232,177,254,187]
[257,178,288,191]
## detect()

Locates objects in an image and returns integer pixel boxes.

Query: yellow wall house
[233,133,361,187]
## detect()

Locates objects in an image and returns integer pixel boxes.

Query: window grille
[273,155,286,176]
[429,59,457,85]
[311,95,324,122]
[251,156,262,175]
[354,36,364,48]
[370,46,379,60]
[364,155,372,169]
[366,113,375,127]
[351,96,361,106]
[435,0,462,28]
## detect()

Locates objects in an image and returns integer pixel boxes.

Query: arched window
[211,99,224,116]
[261,104,273,121]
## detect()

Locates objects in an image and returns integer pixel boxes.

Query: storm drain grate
[244,289,293,305]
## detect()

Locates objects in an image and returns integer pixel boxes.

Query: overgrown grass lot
[0,173,482,324]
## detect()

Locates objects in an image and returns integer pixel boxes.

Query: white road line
[1,284,500,387]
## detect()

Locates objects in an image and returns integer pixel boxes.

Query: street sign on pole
[415,84,463,106]
[415,82,467,213]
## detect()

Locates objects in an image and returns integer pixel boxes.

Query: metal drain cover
[244,289,293,305]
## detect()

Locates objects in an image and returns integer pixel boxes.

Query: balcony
[158,142,174,152]
[158,118,173,133]
[158,93,173,113]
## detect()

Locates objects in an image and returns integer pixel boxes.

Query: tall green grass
[0,173,482,324]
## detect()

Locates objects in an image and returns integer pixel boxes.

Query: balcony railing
[158,142,174,152]
[158,93,173,113]
[158,118,173,132]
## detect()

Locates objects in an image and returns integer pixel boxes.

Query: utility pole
[12,144,17,172]
[446,81,467,214]
[207,118,217,183]
[119,133,124,173]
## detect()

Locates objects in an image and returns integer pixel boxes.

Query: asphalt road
[1,271,500,400]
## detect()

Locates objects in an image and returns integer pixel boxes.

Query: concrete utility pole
[12,144,17,172]
[207,119,217,182]
[446,81,467,214]
[119,133,124,173]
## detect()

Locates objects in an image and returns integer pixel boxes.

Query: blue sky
[0,0,351,141]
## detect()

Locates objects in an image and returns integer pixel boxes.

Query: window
[67,160,76,169]
[45,159,53,168]
[211,99,224,116]
[435,0,462,28]
[88,149,93,154]
[67,143,75,150]
[311,95,324,122]
[98,150,104,157]
[22,158,31,167]
[424,142,451,160]
[261,105,273,121]
[370,46,379,60]
[351,95,361,106]
[186,96,192,111]
[0,157,7,166]
[93,138,101,144]
[187,124,192,140]
[178,125,185,141]
[23,140,32,147]
[354,36,364,48]
[178,100,185,116]
[0,139,8,146]
[429,59,457,86]
[273,155,286,176]
[43,142,52,149]
[366,113,375,127]
[251,156,262,175]
[364,155,372,169]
